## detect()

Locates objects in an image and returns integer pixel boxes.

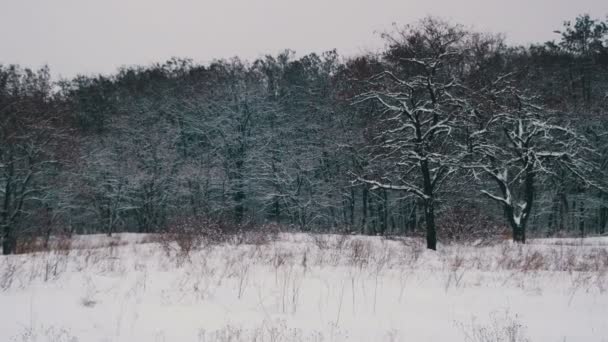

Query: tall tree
[355,18,470,250]
[467,84,601,242]
[0,65,70,254]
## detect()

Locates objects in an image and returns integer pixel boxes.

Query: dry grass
[458,310,529,342]
[2,233,607,293]
[14,234,73,255]
[1,232,607,341]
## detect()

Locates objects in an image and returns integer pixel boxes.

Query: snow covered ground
[1,233,607,342]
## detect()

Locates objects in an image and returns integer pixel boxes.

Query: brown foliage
[437,206,508,244]
[157,216,282,259]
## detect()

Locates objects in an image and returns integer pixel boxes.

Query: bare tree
[467,85,601,242]
[354,18,470,250]
[0,65,69,254]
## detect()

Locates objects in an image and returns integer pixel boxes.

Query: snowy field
[1,233,607,342]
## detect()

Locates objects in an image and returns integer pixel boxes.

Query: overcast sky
[1,0,606,79]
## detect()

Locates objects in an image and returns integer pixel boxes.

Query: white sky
[1,0,606,79]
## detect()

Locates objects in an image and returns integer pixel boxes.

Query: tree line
[2,15,608,253]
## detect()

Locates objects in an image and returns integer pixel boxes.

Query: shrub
[14,233,72,255]
[437,206,508,244]
[157,216,217,258]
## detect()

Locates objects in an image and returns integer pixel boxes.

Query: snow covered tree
[355,18,470,250]
[466,84,601,243]
[0,65,70,253]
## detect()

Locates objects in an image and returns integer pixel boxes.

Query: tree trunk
[513,224,526,243]
[349,188,355,228]
[409,201,417,233]
[381,189,388,235]
[505,204,526,244]
[579,200,585,238]
[361,186,368,235]
[2,226,15,255]
[368,192,376,235]
[424,201,437,250]
[510,170,534,244]
[599,192,607,235]
[420,159,437,250]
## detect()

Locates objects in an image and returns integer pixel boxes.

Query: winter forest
[2,14,608,254]
[3,9,608,341]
